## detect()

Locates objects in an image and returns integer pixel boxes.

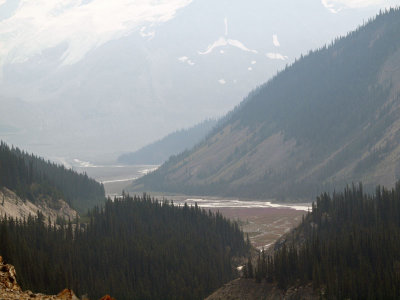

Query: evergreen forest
[0,141,105,213]
[0,194,249,299]
[250,182,400,299]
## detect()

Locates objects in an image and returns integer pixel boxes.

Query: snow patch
[198,18,257,55]
[73,158,95,168]
[322,0,389,13]
[266,52,288,60]
[272,34,280,47]
[227,39,257,53]
[139,26,155,39]
[178,56,194,66]
[321,0,343,13]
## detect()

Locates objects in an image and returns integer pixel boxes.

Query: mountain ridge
[0,141,106,214]
[132,8,400,200]
[0,187,77,225]
[117,118,217,165]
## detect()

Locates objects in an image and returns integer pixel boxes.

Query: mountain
[0,141,105,214]
[0,187,77,225]
[210,182,400,299]
[132,8,400,200]
[0,194,249,299]
[0,0,391,159]
[117,119,217,165]
[250,182,400,299]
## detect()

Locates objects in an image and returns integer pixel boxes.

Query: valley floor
[207,206,305,251]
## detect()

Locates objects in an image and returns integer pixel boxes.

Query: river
[62,158,310,249]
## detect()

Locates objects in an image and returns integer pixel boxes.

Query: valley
[1,3,400,300]
[209,206,305,251]
[162,197,308,251]
[71,162,159,197]
[76,160,308,252]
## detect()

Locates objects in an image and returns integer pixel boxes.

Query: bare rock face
[0,187,78,225]
[0,256,21,292]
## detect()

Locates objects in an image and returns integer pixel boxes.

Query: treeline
[0,194,249,299]
[0,141,105,213]
[249,182,400,299]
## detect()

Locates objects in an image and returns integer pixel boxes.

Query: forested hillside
[0,142,105,213]
[118,119,217,165]
[0,194,249,299]
[133,8,400,200]
[250,182,400,299]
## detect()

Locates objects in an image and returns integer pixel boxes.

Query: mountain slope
[0,141,105,214]
[0,1,390,159]
[0,187,77,224]
[117,119,217,165]
[251,182,400,299]
[133,8,400,200]
[0,195,249,299]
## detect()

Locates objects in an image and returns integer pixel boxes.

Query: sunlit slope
[133,9,400,200]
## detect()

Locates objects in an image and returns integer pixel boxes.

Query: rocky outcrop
[0,188,77,225]
[0,256,113,300]
[0,255,79,300]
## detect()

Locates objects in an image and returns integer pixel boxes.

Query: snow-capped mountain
[0,0,396,160]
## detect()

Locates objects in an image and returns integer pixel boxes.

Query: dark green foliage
[254,182,400,299]
[118,119,217,165]
[0,141,105,213]
[0,194,249,300]
[243,257,254,279]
